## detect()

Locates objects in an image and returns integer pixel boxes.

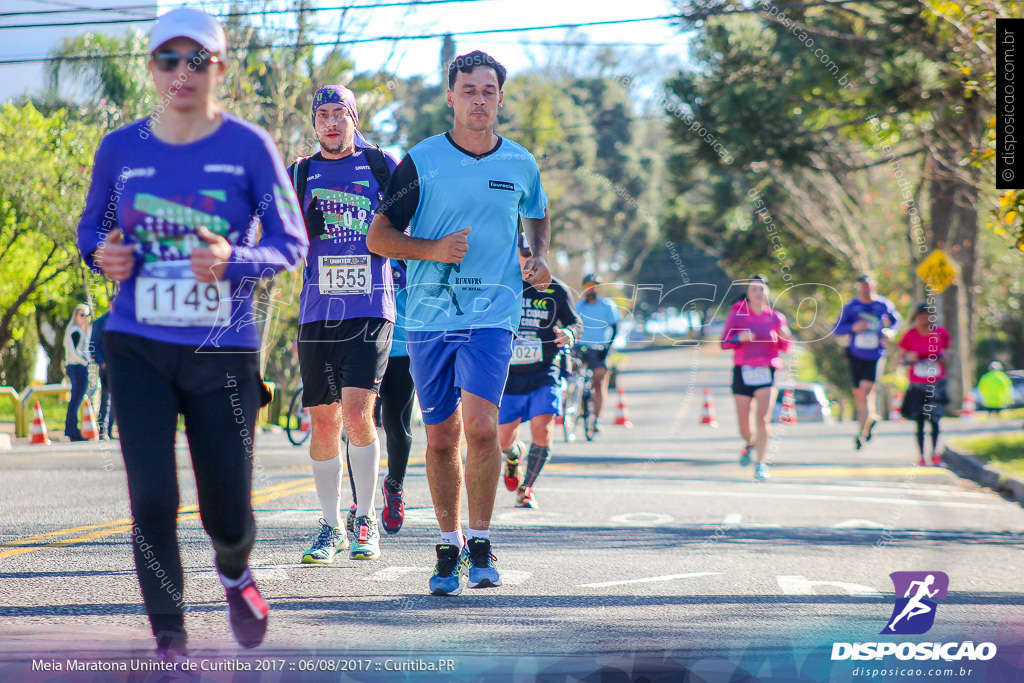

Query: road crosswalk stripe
[578,572,719,588]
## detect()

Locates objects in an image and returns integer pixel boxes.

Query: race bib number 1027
[511,338,543,365]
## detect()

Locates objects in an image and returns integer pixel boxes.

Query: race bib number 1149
[135,260,230,327]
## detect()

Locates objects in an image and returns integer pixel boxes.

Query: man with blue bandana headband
[310,85,373,149]
[288,84,398,565]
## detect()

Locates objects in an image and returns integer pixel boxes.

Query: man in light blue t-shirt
[575,273,622,430]
[368,50,551,596]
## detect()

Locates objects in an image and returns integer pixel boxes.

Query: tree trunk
[927,142,980,412]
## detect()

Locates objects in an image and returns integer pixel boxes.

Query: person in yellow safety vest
[978,361,1014,417]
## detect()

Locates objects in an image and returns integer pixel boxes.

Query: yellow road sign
[916,249,957,293]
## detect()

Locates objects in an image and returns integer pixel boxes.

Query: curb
[942,445,1024,508]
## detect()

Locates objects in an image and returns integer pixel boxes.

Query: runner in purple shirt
[287,85,397,565]
[76,8,307,660]
[833,274,901,450]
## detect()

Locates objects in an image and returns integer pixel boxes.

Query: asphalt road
[2,345,1023,682]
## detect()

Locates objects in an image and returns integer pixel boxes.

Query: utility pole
[441,34,455,85]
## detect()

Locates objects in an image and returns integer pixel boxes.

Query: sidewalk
[943,443,1024,508]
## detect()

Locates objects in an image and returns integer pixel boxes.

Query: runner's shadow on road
[486,524,1024,550]
[3,588,1019,621]
[0,569,139,579]
[257,590,1024,621]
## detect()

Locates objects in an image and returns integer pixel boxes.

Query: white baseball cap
[148,8,226,55]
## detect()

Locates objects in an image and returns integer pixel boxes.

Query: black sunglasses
[153,50,221,73]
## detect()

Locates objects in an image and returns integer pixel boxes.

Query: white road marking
[542,487,1003,510]
[258,509,313,520]
[363,566,429,581]
[578,572,719,588]
[723,514,742,525]
[609,513,674,525]
[495,510,565,523]
[402,508,440,522]
[833,519,887,529]
[193,564,292,582]
[363,566,531,585]
[777,575,883,598]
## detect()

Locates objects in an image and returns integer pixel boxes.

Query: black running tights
[915,417,940,456]
[378,355,416,491]
[106,332,260,647]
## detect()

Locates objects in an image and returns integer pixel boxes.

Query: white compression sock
[347,440,380,518]
[310,457,342,527]
[466,527,489,541]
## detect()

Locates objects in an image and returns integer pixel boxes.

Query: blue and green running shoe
[754,462,771,480]
[465,538,501,589]
[301,519,346,564]
[350,515,381,560]
[429,544,467,596]
[739,444,754,467]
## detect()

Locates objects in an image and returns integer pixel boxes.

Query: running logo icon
[881,571,949,635]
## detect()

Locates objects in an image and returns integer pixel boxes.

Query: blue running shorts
[499,382,562,425]
[407,328,514,425]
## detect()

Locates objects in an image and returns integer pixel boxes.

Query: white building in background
[0,0,159,103]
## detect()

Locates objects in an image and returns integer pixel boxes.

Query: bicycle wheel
[285,387,312,446]
[582,387,595,441]
[562,378,581,442]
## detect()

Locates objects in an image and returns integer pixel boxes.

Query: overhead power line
[1,15,679,65]
[1,0,259,17]
[0,0,493,29]
[0,0,885,66]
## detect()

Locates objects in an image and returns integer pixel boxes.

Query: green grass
[953,434,1024,480]
[0,392,75,433]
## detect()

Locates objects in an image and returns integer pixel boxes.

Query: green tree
[666,0,1011,406]
[0,103,104,388]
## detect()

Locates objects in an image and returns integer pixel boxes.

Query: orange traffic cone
[889,391,905,422]
[779,389,798,424]
[699,388,719,428]
[614,388,633,428]
[30,400,51,445]
[959,392,975,421]
[80,397,99,441]
[299,407,311,433]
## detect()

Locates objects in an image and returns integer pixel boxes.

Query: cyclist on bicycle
[574,273,620,433]
[499,238,581,508]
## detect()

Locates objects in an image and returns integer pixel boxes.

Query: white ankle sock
[347,440,380,518]
[466,527,489,541]
[440,530,464,549]
[310,457,342,527]
[219,568,250,589]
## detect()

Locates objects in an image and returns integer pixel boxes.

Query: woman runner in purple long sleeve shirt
[76,8,307,660]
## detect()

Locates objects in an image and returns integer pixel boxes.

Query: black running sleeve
[376,156,420,231]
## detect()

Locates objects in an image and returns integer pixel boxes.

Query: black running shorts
[298,318,393,405]
[847,352,880,387]
[731,364,776,397]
